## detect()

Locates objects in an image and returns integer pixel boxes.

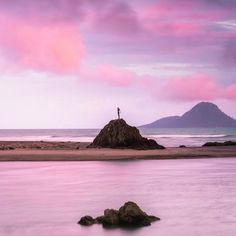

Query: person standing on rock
[117,107,121,119]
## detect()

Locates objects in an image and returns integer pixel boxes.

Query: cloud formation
[93,1,143,36]
[80,64,154,88]
[0,0,86,23]
[0,14,84,73]
[164,75,220,101]
[0,0,235,103]
[224,84,236,99]
[164,74,236,101]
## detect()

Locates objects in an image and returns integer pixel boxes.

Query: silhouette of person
[117,107,121,119]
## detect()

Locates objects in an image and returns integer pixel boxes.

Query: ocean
[0,128,235,147]
[0,158,236,236]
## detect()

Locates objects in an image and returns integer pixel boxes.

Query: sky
[0,0,236,128]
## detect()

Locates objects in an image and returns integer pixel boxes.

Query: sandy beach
[0,141,235,161]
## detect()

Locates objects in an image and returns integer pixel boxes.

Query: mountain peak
[182,102,221,118]
[190,102,220,111]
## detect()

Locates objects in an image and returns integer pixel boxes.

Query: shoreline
[0,141,235,161]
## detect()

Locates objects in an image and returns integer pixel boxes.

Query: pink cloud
[148,22,206,38]
[141,0,234,22]
[0,0,235,67]
[95,65,135,87]
[93,2,143,36]
[137,0,236,45]
[163,74,236,101]
[0,0,86,23]
[164,74,220,101]
[81,65,236,103]
[81,65,136,87]
[222,42,236,66]
[0,14,84,73]
[224,84,236,99]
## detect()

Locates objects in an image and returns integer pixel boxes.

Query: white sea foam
[0,136,94,142]
[145,134,228,138]
[0,128,234,147]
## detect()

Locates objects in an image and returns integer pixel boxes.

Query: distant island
[140,102,236,128]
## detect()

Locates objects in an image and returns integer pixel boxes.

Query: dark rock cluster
[0,141,83,150]
[0,145,15,150]
[203,141,236,147]
[88,119,165,150]
[78,201,160,228]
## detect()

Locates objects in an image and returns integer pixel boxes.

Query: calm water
[0,128,236,147]
[0,158,236,236]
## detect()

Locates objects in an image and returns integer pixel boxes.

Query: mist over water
[0,128,236,147]
[0,158,236,236]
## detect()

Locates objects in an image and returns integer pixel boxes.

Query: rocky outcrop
[78,201,160,228]
[88,119,165,150]
[203,141,236,147]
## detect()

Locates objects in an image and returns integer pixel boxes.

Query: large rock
[118,202,159,227]
[78,201,160,228]
[88,119,165,150]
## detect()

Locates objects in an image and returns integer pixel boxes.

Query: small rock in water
[203,141,236,147]
[78,201,160,228]
[78,216,95,226]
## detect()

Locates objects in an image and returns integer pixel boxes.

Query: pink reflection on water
[0,159,236,236]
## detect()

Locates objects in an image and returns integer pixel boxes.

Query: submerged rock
[88,119,165,150]
[203,141,236,147]
[78,201,160,228]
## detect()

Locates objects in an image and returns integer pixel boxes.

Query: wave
[0,135,94,142]
[0,130,234,148]
[145,134,229,138]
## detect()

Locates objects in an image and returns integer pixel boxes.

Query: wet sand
[0,141,235,161]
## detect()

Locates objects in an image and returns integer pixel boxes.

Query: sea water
[0,128,235,147]
[0,158,236,236]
